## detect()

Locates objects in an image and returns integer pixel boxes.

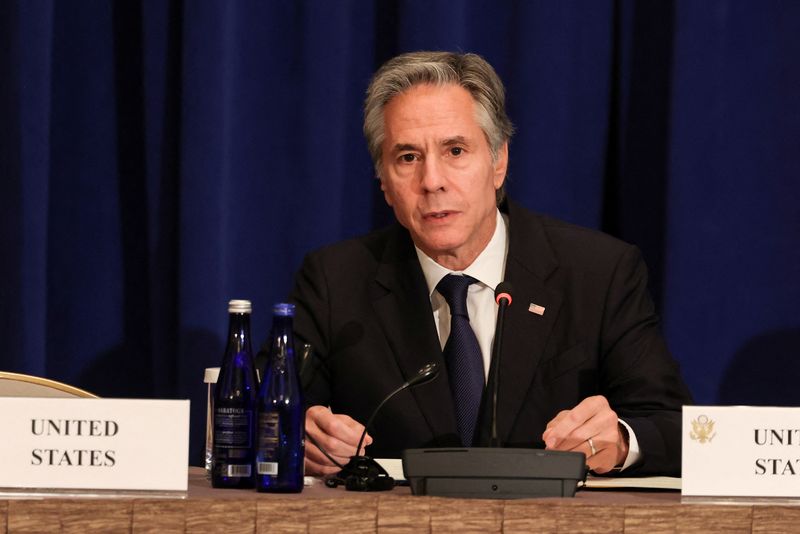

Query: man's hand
[541,395,629,474]
[304,405,372,476]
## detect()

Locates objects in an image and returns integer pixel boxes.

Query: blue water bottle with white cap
[211,299,257,488]
[255,302,305,492]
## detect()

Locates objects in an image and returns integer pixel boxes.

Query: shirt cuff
[617,418,641,471]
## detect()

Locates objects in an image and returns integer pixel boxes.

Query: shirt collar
[415,209,509,295]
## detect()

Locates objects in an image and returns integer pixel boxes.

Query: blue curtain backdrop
[2,0,799,464]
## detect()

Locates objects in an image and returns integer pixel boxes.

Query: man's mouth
[424,210,454,220]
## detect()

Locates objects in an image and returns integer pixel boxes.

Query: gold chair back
[0,371,97,398]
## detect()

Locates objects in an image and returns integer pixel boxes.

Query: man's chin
[414,238,467,262]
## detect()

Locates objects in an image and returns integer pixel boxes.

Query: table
[1,468,799,533]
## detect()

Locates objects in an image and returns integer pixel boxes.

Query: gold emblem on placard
[690,415,716,444]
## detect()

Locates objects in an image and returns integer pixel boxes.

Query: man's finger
[308,406,371,447]
[542,396,613,449]
[304,406,374,474]
[556,408,629,472]
[304,437,350,466]
[304,456,341,477]
[552,410,618,452]
[306,421,360,458]
[544,410,570,431]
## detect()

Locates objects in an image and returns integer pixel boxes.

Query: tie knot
[436,274,478,317]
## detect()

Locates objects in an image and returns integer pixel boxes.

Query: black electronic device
[325,362,441,491]
[402,447,587,498]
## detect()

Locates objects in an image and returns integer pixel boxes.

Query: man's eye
[450,147,463,156]
[400,154,416,163]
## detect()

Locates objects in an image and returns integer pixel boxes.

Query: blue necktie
[437,274,485,447]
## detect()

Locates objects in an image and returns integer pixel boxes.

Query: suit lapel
[368,202,563,447]
[496,200,562,444]
[371,227,460,443]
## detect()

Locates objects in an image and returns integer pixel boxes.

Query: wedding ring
[587,437,597,457]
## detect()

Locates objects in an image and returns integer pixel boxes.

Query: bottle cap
[273,302,296,316]
[228,299,252,313]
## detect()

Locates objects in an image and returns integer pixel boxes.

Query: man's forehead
[384,82,473,108]
[382,85,481,140]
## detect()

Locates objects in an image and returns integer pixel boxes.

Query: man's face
[379,83,508,270]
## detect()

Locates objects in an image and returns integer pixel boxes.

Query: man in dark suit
[293,51,692,477]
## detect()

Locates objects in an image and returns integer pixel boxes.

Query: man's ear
[379,178,393,207]
[493,142,509,190]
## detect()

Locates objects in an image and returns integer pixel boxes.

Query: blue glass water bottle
[211,299,258,488]
[255,303,305,492]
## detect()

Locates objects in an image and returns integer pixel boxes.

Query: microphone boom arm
[357,381,408,454]
[331,362,440,491]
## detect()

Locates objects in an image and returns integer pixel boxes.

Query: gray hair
[363,51,514,200]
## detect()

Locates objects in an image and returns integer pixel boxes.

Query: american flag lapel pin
[528,303,545,316]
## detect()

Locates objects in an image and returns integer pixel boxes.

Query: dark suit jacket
[290,199,692,476]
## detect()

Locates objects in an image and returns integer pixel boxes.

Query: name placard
[0,398,189,492]
[683,405,800,497]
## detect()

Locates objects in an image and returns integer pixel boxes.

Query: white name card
[0,398,190,492]
[683,405,800,497]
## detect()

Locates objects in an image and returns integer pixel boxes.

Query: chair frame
[0,371,98,398]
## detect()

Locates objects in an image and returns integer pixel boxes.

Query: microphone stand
[326,363,440,491]
[489,289,510,448]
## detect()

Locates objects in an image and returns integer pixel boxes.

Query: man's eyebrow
[442,136,468,146]
[391,137,469,154]
[391,143,420,154]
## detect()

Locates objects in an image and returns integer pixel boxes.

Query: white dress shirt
[414,208,641,470]
[415,209,509,380]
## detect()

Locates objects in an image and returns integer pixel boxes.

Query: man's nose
[420,155,446,192]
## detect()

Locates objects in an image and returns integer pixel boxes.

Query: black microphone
[329,362,440,491]
[490,282,513,447]
[356,361,440,454]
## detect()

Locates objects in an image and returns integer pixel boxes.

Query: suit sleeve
[289,251,333,408]
[599,245,693,476]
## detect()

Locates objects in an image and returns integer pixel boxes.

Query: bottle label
[226,464,252,477]
[214,406,253,448]
[257,411,280,459]
[257,462,278,475]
